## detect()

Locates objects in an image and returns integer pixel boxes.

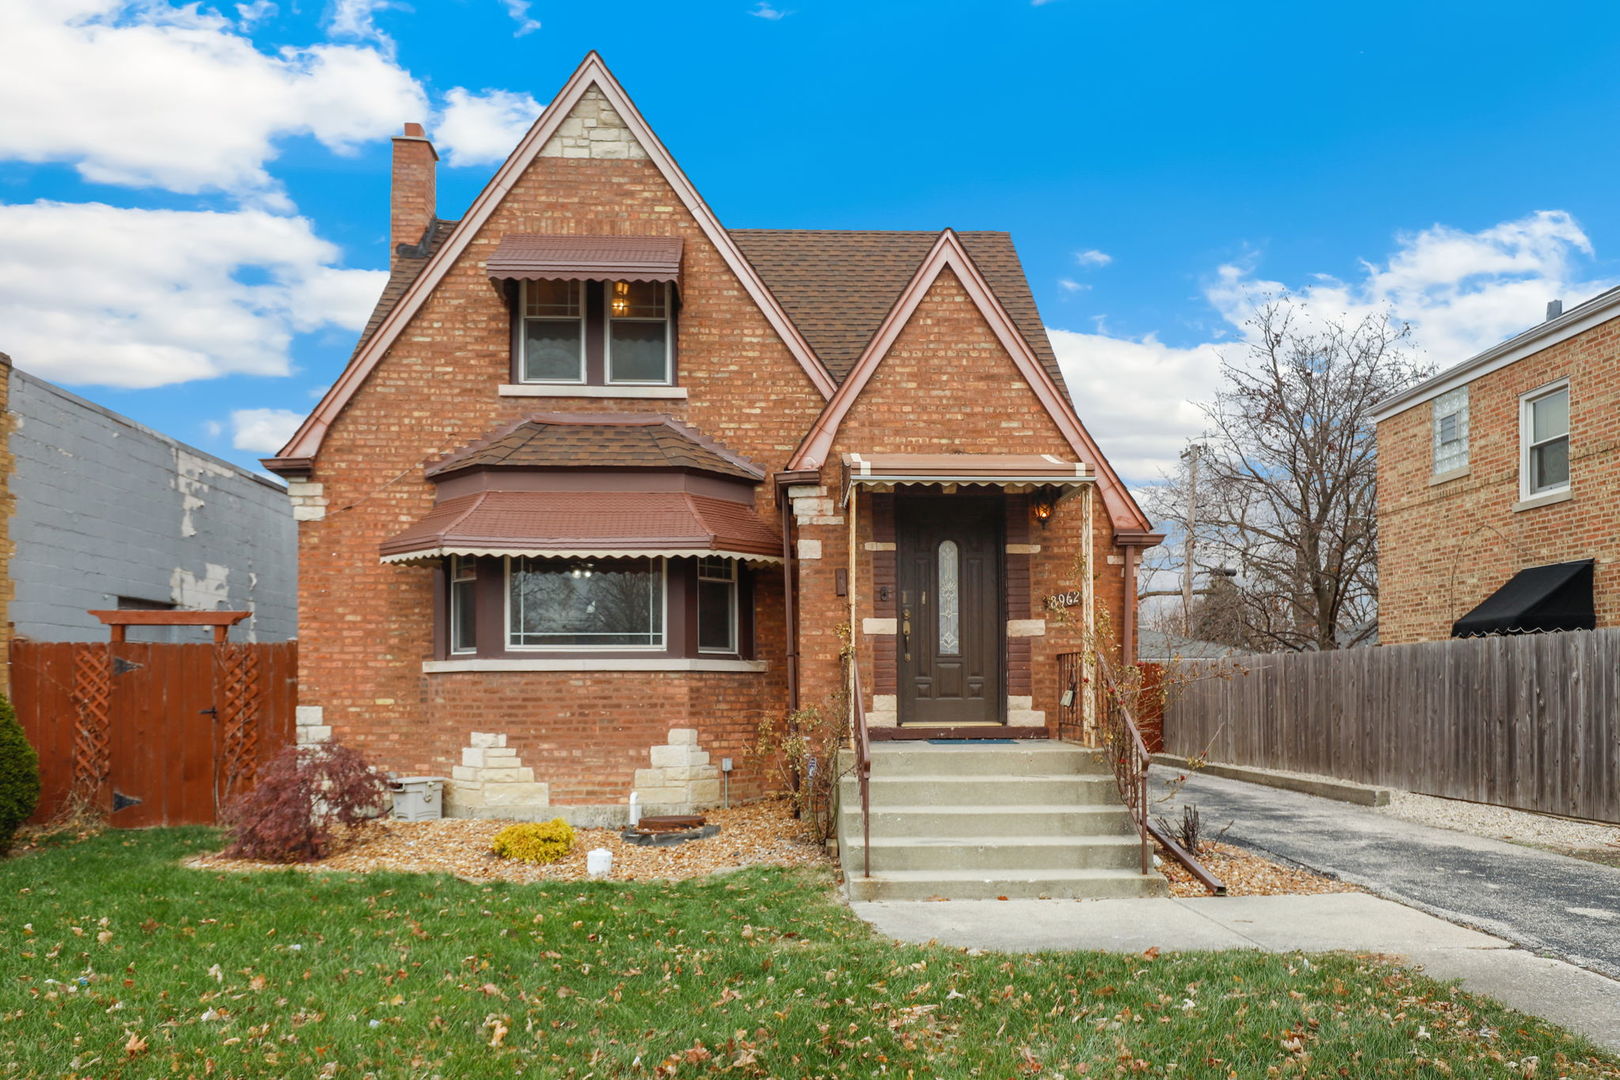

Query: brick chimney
[390,122,437,271]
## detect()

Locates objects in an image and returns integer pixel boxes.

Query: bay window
[509,557,664,648]
[449,555,477,653]
[696,557,738,653]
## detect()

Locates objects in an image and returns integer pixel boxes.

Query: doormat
[926,739,1015,745]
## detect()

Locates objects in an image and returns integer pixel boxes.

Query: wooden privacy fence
[10,640,296,827]
[1163,628,1620,824]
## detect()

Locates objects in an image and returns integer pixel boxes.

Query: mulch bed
[1162,840,1360,897]
[189,797,830,883]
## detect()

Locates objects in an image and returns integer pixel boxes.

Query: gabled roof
[352,217,456,357]
[267,51,837,474]
[789,229,1152,535]
[429,414,765,482]
[729,229,1065,392]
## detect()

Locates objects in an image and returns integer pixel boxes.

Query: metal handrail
[1090,648,1154,876]
[850,658,872,879]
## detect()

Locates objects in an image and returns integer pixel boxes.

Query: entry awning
[1451,559,1595,637]
[486,234,683,283]
[842,452,1092,496]
[380,490,781,564]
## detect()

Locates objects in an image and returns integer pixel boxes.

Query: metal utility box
[389,776,446,821]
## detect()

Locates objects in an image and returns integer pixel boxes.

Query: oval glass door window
[937,539,960,655]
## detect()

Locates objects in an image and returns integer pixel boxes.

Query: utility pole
[1180,445,1200,637]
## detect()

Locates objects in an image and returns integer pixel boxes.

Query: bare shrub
[222,742,391,863]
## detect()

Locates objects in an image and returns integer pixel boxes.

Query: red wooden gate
[10,640,296,826]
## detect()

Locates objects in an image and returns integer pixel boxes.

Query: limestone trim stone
[1006,619,1047,637]
[288,479,327,522]
[633,728,723,813]
[498,383,688,399]
[423,657,767,674]
[444,731,551,819]
[1007,695,1046,728]
[861,618,897,635]
[538,87,650,160]
[295,704,331,745]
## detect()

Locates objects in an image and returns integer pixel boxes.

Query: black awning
[1451,559,1595,638]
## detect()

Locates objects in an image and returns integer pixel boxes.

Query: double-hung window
[1431,386,1469,476]
[517,279,674,386]
[520,280,585,382]
[508,557,665,649]
[449,555,478,654]
[1521,383,1571,498]
[607,281,671,383]
[696,558,738,654]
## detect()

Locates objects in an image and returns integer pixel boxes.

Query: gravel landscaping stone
[1378,791,1620,854]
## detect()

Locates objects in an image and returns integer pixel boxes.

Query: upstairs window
[1521,383,1571,497]
[1431,386,1469,475]
[516,279,675,387]
[608,281,672,383]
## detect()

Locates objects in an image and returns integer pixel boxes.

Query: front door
[896,495,1004,726]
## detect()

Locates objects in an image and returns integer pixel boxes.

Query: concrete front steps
[837,742,1168,901]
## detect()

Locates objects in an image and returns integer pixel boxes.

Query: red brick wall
[1378,313,1620,643]
[299,149,823,802]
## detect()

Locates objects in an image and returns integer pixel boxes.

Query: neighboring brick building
[0,355,297,683]
[267,54,1158,825]
[1374,291,1620,644]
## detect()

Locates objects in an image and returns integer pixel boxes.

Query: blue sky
[4,0,1619,486]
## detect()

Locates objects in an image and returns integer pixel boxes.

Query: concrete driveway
[1149,765,1620,980]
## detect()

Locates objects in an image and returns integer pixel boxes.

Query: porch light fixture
[1031,490,1056,528]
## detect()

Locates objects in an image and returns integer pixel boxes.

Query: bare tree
[1173,300,1427,651]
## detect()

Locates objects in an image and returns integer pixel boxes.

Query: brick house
[266,53,1161,858]
[1374,292,1620,644]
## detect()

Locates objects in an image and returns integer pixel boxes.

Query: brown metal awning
[841,452,1092,496]
[380,490,781,564]
[486,234,683,283]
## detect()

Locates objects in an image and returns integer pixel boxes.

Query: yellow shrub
[490,818,577,864]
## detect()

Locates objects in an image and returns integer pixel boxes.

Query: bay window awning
[842,452,1092,496]
[1451,559,1595,637]
[380,490,781,564]
[486,234,683,283]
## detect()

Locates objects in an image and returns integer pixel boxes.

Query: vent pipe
[1546,299,1564,321]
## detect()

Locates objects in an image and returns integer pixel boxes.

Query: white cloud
[436,87,543,167]
[0,1,428,202]
[1057,278,1087,293]
[1074,248,1113,267]
[230,408,305,453]
[326,0,394,45]
[1053,210,1615,487]
[750,2,790,19]
[0,200,386,389]
[499,0,541,35]
[235,0,276,27]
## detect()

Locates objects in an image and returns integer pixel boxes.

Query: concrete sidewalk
[852,892,1620,1052]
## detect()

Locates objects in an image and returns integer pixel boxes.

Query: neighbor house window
[696,557,738,653]
[507,557,664,648]
[607,281,671,383]
[1432,386,1469,475]
[449,556,477,654]
[520,280,585,382]
[1521,383,1571,497]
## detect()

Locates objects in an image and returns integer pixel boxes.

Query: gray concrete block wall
[7,369,296,644]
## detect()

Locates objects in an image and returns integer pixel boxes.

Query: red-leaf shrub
[222,742,391,863]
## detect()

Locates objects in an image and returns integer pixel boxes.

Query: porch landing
[837,742,1168,901]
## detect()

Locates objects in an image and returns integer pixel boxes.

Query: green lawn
[2,829,1615,1079]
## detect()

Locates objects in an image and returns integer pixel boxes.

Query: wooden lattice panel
[215,643,263,801]
[70,645,112,803]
